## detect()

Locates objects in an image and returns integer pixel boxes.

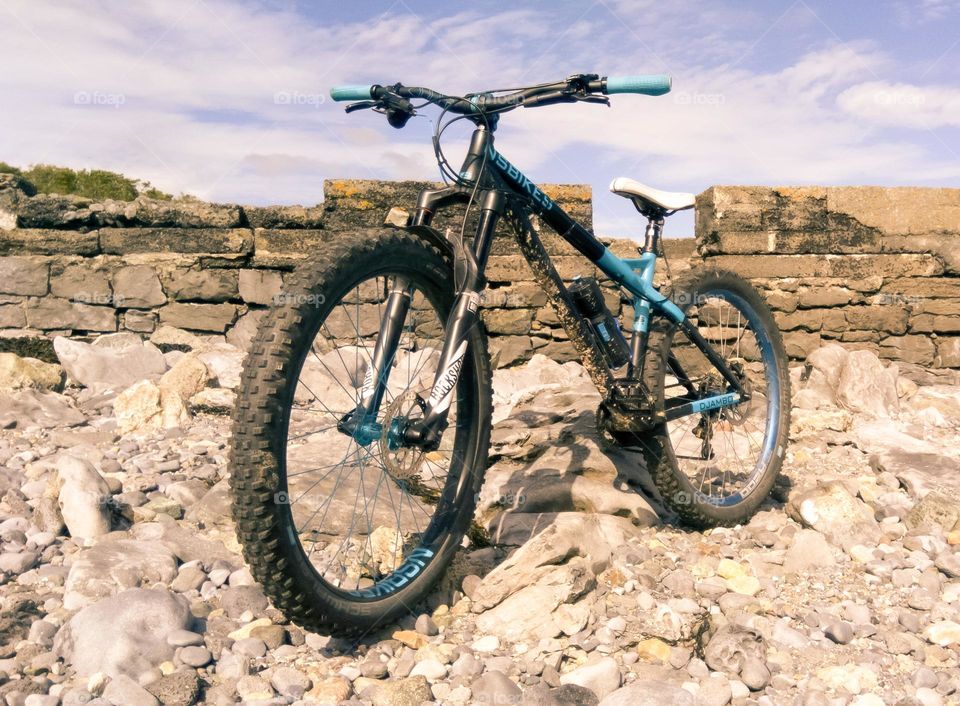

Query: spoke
[297,439,358,532]
[288,454,359,479]
[286,425,339,443]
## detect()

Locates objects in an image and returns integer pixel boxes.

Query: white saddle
[609,177,695,212]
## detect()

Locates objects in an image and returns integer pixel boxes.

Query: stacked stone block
[697,186,960,368]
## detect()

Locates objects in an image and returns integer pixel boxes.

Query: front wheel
[640,269,791,527]
[230,230,491,634]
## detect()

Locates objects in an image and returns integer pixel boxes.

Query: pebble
[471,635,500,653]
[471,671,521,705]
[410,658,447,681]
[415,613,439,636]
[824,619,855,644]
[270,666,312,699]
[178,645,212,667]
[233,637,268,658]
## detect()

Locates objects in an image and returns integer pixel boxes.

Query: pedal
[599,381,662,434]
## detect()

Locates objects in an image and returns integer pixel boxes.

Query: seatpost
[641,216,664,254]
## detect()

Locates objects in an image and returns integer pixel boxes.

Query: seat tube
[628,222,660,378]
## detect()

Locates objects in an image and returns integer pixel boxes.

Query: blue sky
[1,0,958,238]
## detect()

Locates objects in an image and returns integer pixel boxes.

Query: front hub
[337,411,382,447]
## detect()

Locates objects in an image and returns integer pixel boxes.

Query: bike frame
[346,126,747,450]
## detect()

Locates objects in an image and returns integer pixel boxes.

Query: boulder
[56,455,112,543]
[0,352,63,391]
[102,674,160,706]
[157,353,211,428]
[63,536,179,610]
[905,493,960,532]
[806,344,849,389]
[702,624,770,691]
[369,675,433,706]
[189,387,235,413]
[53,335,166,391]
[225,309,267,350]
[54,588,192,679]
[782,528,837,574]
[786,481,882,550]
[475,557,595,641]
[113,380,164,434]
[836,349,899,418]
[492,354,594,423]
[472,513,639,611]
[197,343,244,389]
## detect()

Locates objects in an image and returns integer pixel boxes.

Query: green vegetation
[0,162,173,201]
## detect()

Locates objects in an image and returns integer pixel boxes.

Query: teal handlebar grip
[330,85,374,102]
[604,75,672,96]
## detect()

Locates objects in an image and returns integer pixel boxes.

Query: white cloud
[837,81,960,129]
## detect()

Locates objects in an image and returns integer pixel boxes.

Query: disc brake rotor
[379,391,427,481]
[722,361,752,427]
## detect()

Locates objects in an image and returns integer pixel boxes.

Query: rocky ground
[0,329,958,706]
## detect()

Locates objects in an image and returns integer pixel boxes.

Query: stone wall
[0,175,690,367]
[697,186,960,369]
[2,175,957,370]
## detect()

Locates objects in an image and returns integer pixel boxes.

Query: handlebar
[329,73,672,114]
[328,73,671,130]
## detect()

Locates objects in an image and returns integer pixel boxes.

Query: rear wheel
[640,270,790,527]
[230,230,491,634]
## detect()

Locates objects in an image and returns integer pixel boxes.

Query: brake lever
[345,100,378,113]
[574,94,610,106]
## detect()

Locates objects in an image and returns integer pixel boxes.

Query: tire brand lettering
[348,547,435,598]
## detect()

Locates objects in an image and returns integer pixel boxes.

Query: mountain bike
[230,73,791,633]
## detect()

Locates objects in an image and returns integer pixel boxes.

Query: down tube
[485,144,606,261]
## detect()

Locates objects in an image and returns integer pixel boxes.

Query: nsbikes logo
[485,145,554,211]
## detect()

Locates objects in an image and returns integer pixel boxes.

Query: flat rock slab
[0,389,86,428]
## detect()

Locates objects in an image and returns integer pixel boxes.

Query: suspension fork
[337,277,413,444]
[403,189,504,450]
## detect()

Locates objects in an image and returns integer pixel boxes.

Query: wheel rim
[664,288,780,507]
[280,271,472,598]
